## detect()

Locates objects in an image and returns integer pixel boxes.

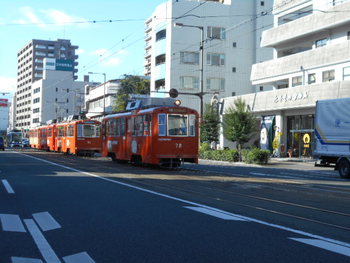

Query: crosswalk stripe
[33,212,61,232]
[11,257,43,263]
[63,252,95,263]
[0,214,26,232]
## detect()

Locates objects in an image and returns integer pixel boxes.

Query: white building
[30,58,91,127]
[145,0,273,115]
[0,99,9,132]
[220,0,350,157]
[84,79,121,120]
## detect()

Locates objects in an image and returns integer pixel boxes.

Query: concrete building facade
[30,59,89,127]
[84,79,122,120]
[221,0,350,157]
[15,39,78,130]
[145,0,273,114]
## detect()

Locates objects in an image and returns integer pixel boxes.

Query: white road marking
[0,214,26,232]
[33,212,61,232]
[290,238,350,257]
[185,206,247,221]
[19,153,350,253]
[63,252,95,263]
[11,257,43,263]
[2,179,15,194]
[24,219,61,263]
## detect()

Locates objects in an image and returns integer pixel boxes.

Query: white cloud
[0,77,17,95]
[102,57,122,67]
[14,6,89,30]
[76,48,85,55]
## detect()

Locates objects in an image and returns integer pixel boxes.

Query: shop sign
[274,91,309,103]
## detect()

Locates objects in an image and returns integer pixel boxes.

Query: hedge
[199,144,270,164]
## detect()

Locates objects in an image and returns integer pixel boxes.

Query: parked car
[22,139,29,148]
[0,136,4,151]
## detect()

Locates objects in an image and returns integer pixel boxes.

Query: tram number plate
[176,143,182,149]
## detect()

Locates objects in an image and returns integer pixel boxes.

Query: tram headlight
[175,99,181,106]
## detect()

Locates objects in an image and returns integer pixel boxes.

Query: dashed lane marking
[33,212,61,232]
[290,238,350,257]
[0,214,26,232]
[2,179,15,194]
[185,206,248,221]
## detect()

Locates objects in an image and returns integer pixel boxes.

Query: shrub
[242,148,270,164]
[199,148,239,162]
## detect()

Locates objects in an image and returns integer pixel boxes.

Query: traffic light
[169,88,178,98]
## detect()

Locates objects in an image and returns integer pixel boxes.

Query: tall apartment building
[145,0,273,114]
[220,0,350,156]
[15,39,78,130]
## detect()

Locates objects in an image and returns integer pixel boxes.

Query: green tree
[113,75,150,112]
[222,98,256,157]
[200,103,220,145]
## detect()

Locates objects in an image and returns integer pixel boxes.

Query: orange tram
[29,119,102,156]
[29,97,199,167]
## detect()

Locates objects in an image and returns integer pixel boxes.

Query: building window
[33,108,40,113]
[180,76,199,90]
[207,53,225,66]
[232,42,237,48]
[259,86,264,91]
[232,67,236,73]
[343,67,350,80]
[206,78,225,91]
[66,98,69,103]
[155,54,166,66]
[33,87,40,94]
[32,118,39,123]
[56,87,58,92]
[33,98,40,104]
[156,29,166,41]
[315,38,327,48]
[260,1,264,6]
[207,26,226,40]
[155,79,165,90]
[322,70,335,82]
[292,76,302,87]
[180,52,199,64]
[308,73,316,84]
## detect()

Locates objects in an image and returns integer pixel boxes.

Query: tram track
[19,149,350,242]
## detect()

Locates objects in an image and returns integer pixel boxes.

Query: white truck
[314,98,350,178]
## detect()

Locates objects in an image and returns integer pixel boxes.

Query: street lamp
[88,72,107,116]
[174,23,204,118]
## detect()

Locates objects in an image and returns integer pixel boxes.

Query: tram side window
[107,119,117,136]
[67,125,74,137]
[158,114,166,136]
[168,114,188,136]
[143,114,152,136]
[82,124,100,138]
[132,117,137,136]
[120,118,126,136]
[137,115,143,136]
[77,124,83,137]
[48,128,52,137]
[57,126,65,137]
[189,114,196,136]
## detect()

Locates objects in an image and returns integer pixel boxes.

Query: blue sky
[0,0,167,100]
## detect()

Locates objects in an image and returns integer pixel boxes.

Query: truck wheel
[338,158,350,179]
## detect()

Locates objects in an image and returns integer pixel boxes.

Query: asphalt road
[0,148,349,262]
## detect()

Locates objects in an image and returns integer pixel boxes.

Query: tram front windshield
[158,114,196,136]
[78,124,101,138]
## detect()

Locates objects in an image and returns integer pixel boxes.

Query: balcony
[251,41,350,84]
[262,1,350,47]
